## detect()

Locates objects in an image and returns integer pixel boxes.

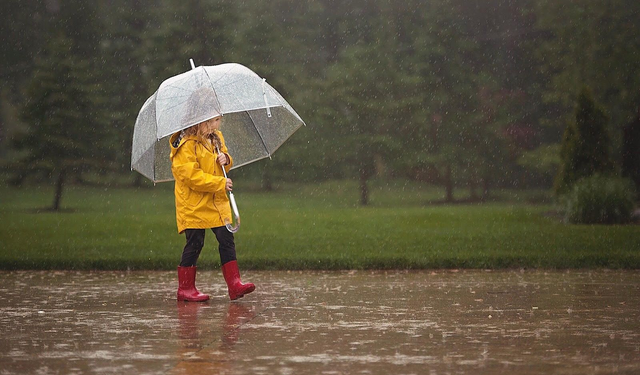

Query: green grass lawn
[0,180,638,270]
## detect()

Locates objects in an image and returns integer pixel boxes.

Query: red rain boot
[177,266,210,302]
[221,260,255,300]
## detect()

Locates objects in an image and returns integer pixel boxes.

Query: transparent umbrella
[131,61,305,232]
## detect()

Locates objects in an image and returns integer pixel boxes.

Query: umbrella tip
[189,59,195,70]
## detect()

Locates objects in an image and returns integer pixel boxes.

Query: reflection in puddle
[173,301,257,374]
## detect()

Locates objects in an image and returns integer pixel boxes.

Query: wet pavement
[1,270,639,375]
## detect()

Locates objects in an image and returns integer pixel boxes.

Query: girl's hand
[225,178,233,192]
[217,153,228,166]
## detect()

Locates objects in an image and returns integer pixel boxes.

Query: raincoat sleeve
[218,131,233,173]
[172,141,227,193]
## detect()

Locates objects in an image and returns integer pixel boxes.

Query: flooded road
[1,270,639,374]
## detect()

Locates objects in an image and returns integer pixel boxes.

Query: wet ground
[1,270,639,375]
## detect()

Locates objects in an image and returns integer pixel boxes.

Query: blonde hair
[182,120,222,150]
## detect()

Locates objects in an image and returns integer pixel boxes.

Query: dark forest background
[1,0,639,205]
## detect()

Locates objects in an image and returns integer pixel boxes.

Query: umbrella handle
[217,146,240,233]
[224,192,240,233]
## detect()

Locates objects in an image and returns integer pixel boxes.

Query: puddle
[1,270,639,374]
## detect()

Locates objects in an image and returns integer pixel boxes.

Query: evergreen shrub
[564,174,636,224]
[555,88,612,195]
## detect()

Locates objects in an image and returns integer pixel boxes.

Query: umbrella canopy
[131,63,305,182]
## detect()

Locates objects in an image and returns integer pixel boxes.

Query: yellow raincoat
[169,130,233,233]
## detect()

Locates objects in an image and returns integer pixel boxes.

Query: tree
[403,0,484,202]
[98,0,151,182]
[327,34,406,205]
[229,0,324,190]
[14,35,110,210]
[621,106,640,197]
[554,87,613,195]
[144,0,238,80]
[0,1,52,163]
[533,1,640,154]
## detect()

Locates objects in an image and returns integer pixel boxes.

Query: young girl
[169,116,255,302]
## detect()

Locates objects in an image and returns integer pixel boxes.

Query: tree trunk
[0,96,5,151]
[52,169,66,211]
[262,165,273,192]
[132,173,143,188]
[469,178,478,202]
[444,164,454,203]
[359,168,369,206]
[482,175,490,202]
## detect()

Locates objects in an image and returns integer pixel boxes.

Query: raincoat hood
[169,131,209,157]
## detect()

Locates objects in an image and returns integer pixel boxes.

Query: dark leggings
[180,227,236,267]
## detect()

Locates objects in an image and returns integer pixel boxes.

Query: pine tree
[14,34,109,210]
[327,36,405,206]
[622,107,640,196]
[554,87,613,195]
[144,0,238,80]
[99,0,150,178]
[405,0,484,202]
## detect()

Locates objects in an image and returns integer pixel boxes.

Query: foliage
[227,0,324,188]
[98,0,151,174]
[533,0,640,142]
[555,88,613,195]
[564,174,637,225]
[143,0,238,77]
[404,1,484,200]
[327,39,405,205]
[518,144,561,184]
[2,1,640,205]
[0,1,42,95]
[12,34,112,210]
[622,111,640,195]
